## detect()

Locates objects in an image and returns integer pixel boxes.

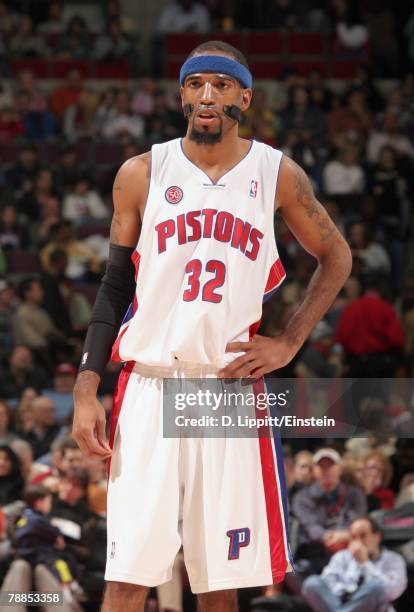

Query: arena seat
[249,60,283,79]
[291,60,326,76]
[6,251,43,274]
[246,32,282,55]
[51,59,90,78]
[11,59,49,78]
[94,60,132,79]
[287,33,324,55]
[330,61,365,79]
[164,34,200,55]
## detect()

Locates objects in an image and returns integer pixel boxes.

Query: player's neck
[182,131,250,172]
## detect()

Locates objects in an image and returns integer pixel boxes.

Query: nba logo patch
[249,180,258,198]
[165,186,183,205]
[110,541,116,559]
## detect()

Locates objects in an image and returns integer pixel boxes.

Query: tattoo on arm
[293,164,335,242]
[109,209,122,243]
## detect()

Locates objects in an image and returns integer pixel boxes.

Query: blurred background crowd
[0,0,414,611]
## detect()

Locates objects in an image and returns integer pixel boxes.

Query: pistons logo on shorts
[165,186,183,205]
[227,527,251,560]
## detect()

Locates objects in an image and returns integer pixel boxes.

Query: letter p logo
[226,527,251,560]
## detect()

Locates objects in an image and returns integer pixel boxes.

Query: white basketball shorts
[105,362,293,593]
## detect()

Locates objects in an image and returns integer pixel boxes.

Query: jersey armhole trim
[136,150,153,253]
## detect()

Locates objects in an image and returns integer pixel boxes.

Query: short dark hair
[187,40,249,70]
[24,484,51,508]
[350,515,382,537]
[18,277,39,301]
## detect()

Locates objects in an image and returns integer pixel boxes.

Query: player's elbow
[321,233,353,281]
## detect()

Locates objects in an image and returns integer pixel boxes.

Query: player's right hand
[72,395,112,460]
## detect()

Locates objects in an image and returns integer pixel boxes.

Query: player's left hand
[218,334,297,379]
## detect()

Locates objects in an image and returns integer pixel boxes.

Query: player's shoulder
[117,151,151,179]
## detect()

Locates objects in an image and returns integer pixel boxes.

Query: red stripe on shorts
[107,361,134,477]
[254,377,288,583]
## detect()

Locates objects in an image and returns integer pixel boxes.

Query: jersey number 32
[183,259,225,304]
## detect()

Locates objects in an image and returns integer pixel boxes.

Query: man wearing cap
[292,449,367,574]
[73,40,352,611]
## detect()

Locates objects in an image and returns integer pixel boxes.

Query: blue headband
[180,55,252,89]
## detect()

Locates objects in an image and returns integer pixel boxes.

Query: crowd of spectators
[0,0,414,611]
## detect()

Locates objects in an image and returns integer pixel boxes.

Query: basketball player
[72,41,352,612]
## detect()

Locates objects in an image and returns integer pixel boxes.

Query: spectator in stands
[15,69,48,113]
[295,320,343,378]
[41,248,72,335]
[17,167,59,222]
[346,222,391,275]
[399,274,414,358]
[12,484,84,610]
[366,4,400,78]
[9,15,47,58]
[292,448,367,574]
[0,444,25,505]
[302,516,407,612]
[38,1,65,35]
[157,0,211,33]
[0,400,17,446]
[0,279,15,355]
[367,113,414,163]
[0,347,48,400]
[40,221,102,281]
[33,196,61,247]
[0,106,25,144]
[367,145,410,221]
[51,69,83,117]
[56,16,89,59]
[145,89,186,144]
[130,77,156,117]
[101,89,144,142]
[105,0,137,34]
[92,17,132,61]
[10,438,51,484]
[328,88,373,148]
[0,79,12,109]
[263,0,301,30]
[307,69,333,113]
[335,274,404,378]
[280,85,326,146]
[22,395,61,461]
[323,146,365,197]
[361,450,395,511]
[0,203,30,251]
[63,88,99,144]
[15,89,56,144]
[53,145,79,194]
[289,450,314,499]
[239,87,279,145]
[333,0,369,55]
[5,145,40,196]
[0,2,19,37]
[44,364,76,425]
[62,174,107,225]
[12,277,66,355]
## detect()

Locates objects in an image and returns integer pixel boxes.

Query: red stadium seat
[246,32,282,55]
[6,251,43,274]
[330,61,364,79]
[291,60,326,76]
[94,60,132,79]
[165,59,184,79]
[164,34,200,55]
[287,33,324,55]
[11,59,49,78]
[51,59,90,78]
[249,60,284,79]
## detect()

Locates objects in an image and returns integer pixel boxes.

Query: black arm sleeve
[78,243,136,377]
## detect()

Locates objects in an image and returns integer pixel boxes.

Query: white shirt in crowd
[323,160,365,195]
[157,1,210,33]
[63,191,107,222]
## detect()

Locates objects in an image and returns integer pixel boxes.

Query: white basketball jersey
[111,138,286,369]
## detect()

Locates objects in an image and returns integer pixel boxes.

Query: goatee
[189,126,223,145]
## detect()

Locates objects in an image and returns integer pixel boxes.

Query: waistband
[133,361,220,379]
